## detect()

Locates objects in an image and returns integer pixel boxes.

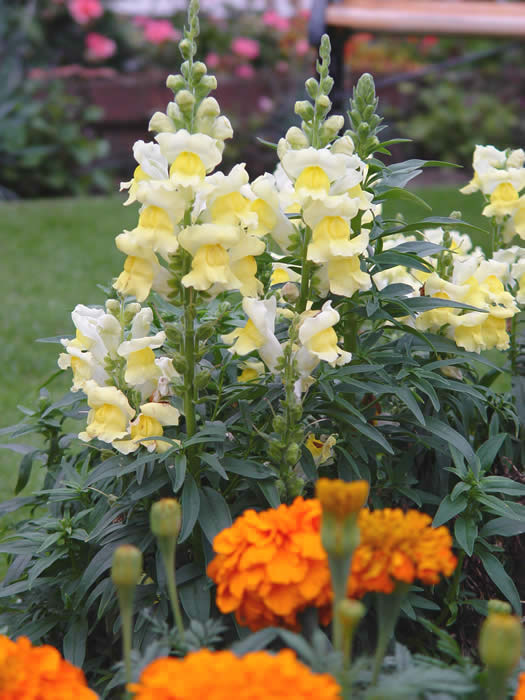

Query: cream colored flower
[117,329,166,398]
[251,173,296,249]
[120,206,179,262]
[305,433,337,466]
[79,381,135,444]
[113,401,180,455]
[120,140,169,205]
[321,256,372,297]
[281,147,355,201]
[238,360,265,382]
[482,182,520,219]
[222,297,283,370]
[114,235,170,301]
[298,301,351,366]
[156,130,222,186]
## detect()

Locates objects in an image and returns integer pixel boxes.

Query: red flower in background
[85,32,116,61]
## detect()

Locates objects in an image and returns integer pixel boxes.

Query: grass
[0,184,487,502]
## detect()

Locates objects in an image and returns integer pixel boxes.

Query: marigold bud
[111,545,142,588]
[316,478,369,520]
[479,608,522,672]
[151,499,182,539]
[338,599,366,629]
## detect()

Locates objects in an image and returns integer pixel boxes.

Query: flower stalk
[372,582,410,683]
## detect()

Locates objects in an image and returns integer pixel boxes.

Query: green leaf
[476,433,507,472]
[221,456,274,480]
[424,418,477,464]
[63,617,88,668]
[370,251,433,274]
[454,516,478,556]
[478,549,521,614]
[433,494,468,527]
[166,453,186,493]
[179,473,200,543]
[15,450,38,494]
[478,494,525,521]
[230,628,280,655]
[198,487,232,544]
[480,517,525,538]
[179,575,210,621]
[200,453,228,480]
[394,387,425,425]
[258,479,280,508]
[78,544,117,596]
[375,187,432,212]
[480,476,525,496]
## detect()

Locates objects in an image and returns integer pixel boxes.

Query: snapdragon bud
[282,282,300,302]
[148,111,176,133]
[176,89,196,113]
[111,545,142,588]
[179,39,193,61]
[166,74,185,93]
[123,302,141,323]
[196,96,220,120]
[321,115,344,142]
[285,126,309,149]
[192,61,207,81]
[320,76,334,94]
[198,75,217,92]
[105,299,120,316]
[295,100,314,121]
[167,101,183,123]
[332,135,355,155]
[305,77,319,99]
[315,94,332,117]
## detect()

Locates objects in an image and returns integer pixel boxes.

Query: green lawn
[0,185,486,501]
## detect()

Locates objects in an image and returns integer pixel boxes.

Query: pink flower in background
[206,52,220,68]
[85,32,117,61]
[262,11,290,32]
[142,19,181,44]
[231,37,260,60]
[295,38,310,56]
[68,0,103,24]
[236,63,255,79]
[257,96,274,113]
[276,60,289,73]
[133,16,149,26]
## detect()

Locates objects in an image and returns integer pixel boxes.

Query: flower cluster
[58,302,179,454]
[207,496,456,629]
[0,635,96,700]
[349,508,457,597]
[374,223,522,353]
[207,497,332,630]
[128,649,341,699]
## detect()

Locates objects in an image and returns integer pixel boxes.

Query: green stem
[158,536,185,639]
[486,668,509,700]
[343,310,358,354]
[183,284,197,473]
[436,550,465,627]
[372,583,410,684]
[117,586,134,689]
[296,226,312,314]
[329,556,350,654]
[510,314,518,378]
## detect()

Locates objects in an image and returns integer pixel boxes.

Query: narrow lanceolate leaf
[179,473,200,543]
[433,494,468,527]
[476,433,507,472]
[424,418,477,465]
[478,550,521,614]
[454,516,478,557]
[198,487,232,544]
[480,517,525,538]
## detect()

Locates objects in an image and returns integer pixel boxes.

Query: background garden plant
[0,1,523,697]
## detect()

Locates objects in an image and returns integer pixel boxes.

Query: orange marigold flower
[0,635,97,700]
[207,497,332,630]
[349,508,457,598]
[514,673,525,700]
[128,649,341,699]
[316,478,369,519]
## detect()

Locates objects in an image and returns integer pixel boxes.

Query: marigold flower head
[349,508,457,597]
[0,635,96,700]
[207,497,332,630]
[128,649,340,699]
[316,478,369,519]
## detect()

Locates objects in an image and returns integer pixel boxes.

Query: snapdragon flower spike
[78,381,136,444]
[113,402,180,455]
[298,301,352,367]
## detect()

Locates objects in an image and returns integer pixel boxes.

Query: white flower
[298,301,351,366]
[78,381,135,444]
[222,296,283,370]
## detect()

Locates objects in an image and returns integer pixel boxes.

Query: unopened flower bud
[285,126,309,149]
[282,282,300,302]
[294,100,314,121]
[321,115,344,141]
[196,96,220,120]
[166,74,185,93]
[105,299,121,316]
[285,442,300,466]
[192,61,207,81]
[338,599,366,629]
[176,90,196,112]
[151,498,182,539]
[479,607,522,671]
[148,111,176,133]
[171,352,187,373]
[179,39,193,60]
[320,76,334,94]
[316,94,331,113]
[277,137,290,160]
[123,302,141,323]
[199,75,217,92]
[167,101,183,122]
[195,368,211,389]
[332,135,355,156]
[111,545,142,588]
[305,77,319,99]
